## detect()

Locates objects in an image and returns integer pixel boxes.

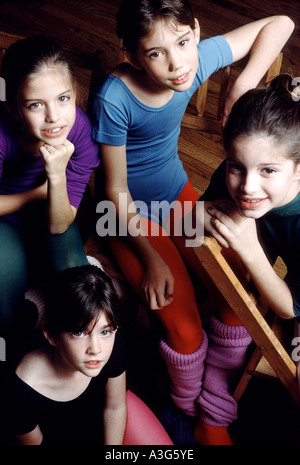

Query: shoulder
[67,106,99,157]
[196,36,233,83]
[16,348,51,389]
[192,35,233,90]
[71,106,92,133]
[95,68,134,105]
[198,35,232,55]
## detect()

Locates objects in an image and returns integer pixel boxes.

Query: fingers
[42,144,52,152]
[39,142,75,181]
[209,217,230,248]
[206,205,231,248]
[146,280,175,311]
[40,140,75,158]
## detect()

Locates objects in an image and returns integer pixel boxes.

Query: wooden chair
[193,235,300,408]
[181,53,283,133]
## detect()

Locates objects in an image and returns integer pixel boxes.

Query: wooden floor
[0,0,300,445]
[0,0,299,195]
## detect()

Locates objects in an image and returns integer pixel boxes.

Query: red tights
[109,182,242,355]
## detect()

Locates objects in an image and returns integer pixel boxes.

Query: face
[133,18,200,92]
[51,312,117,378]
[18,66,76,149]
[226,137,300,219]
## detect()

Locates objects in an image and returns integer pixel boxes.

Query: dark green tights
[0,218,88,350]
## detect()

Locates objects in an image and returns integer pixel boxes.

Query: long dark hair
[223,74,300,164]
[117,0,196,54]
[43,265,124,340]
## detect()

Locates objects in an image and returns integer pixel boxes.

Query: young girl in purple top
[0,36,99,362]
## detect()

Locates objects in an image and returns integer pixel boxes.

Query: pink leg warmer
[159,331,208,417]
[198,316,252,427]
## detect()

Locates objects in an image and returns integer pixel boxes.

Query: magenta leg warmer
[198,316,252,427]
[159,331,208,417]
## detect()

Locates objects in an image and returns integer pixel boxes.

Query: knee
[165,318,203,354]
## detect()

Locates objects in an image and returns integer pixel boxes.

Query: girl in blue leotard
[92,0,294,444]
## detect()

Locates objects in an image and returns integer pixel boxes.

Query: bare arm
[0,182,47,216]
[222,15,295,122]
[103,372,127,445]
[40,141,77,234]
[100,143,174,310]
[207,202,295,319]
[0,141,76,232]
[16,424,43,445]
[238,240,294,319]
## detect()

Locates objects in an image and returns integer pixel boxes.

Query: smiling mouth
[171,72,190,85]
[238,197,267,209]
[42,127,65,137]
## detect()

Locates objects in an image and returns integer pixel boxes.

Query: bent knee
[165,318,203,354]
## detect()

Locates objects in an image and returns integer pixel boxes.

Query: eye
[28,102,42,109]
[179,39,188,47]
[227,162,243,173]
[71,331,86,338]
[261,167,276,175]
[100,328,115,337]
[149,51,162,59]
[58,95,71,103]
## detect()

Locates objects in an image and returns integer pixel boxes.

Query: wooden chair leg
[193,236,300,408]
[233,346,264,402]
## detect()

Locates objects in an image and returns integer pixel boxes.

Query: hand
[142,252,174,310]
[206,200,259,260]
[221,77,252,127]
[40,140,74,183]
[187,201,218,247]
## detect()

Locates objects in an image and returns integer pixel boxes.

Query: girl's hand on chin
[40,140,75,182]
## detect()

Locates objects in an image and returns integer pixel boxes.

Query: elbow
[49,219,74,235]
[49,208,77,235]
[277,15,295,36]
[49,226,68,235]
[280,313,295,320]
[277,306,296,320]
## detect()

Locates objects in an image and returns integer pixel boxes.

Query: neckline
[15,371,93,404]
[108,74,176,111]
